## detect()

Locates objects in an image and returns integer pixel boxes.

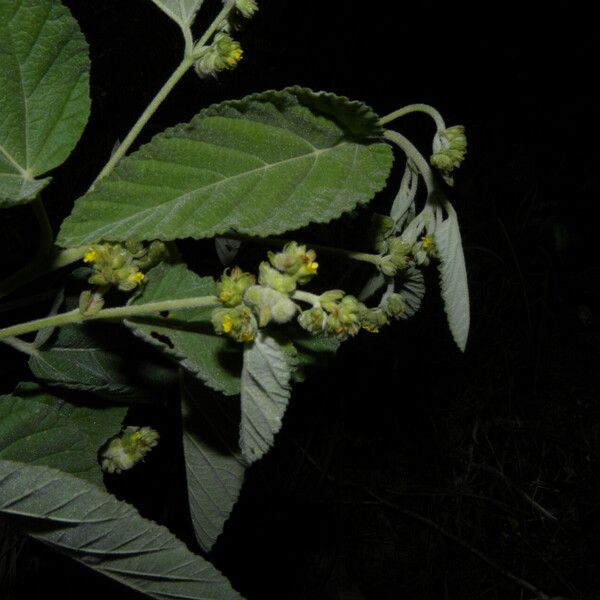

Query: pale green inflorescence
[430,125,467,177]
[82,240,167,292]
[194,33,244,78]
[101,426,160,474]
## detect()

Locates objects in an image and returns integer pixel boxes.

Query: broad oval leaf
[181,372,246,552]
[0,459,243,600]
[57,88,393,246]
[0,384,125,486]
[435,204,470,351]
[0,0,91,207]
[240,332,292,464]
[126,262,242,396]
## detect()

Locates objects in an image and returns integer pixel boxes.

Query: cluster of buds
[368,213,396,254]
[233,0,258,18]
[83,240,167,292]
[379,234,437,276]
[194,33,244,78]
[430,125,467,179]
[101,426,160,474]
[211,242,318,342]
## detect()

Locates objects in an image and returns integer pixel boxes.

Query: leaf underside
[435,207,470,351]
[57,87,393,246]
[240,332,292,464]
[181,373,246,552]
[0,0,90,207]
[0,459,243,600]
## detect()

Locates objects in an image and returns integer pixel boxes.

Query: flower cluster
[211,242,319,342]
[101,426,160,474]
[430,125,467,178]
[378,235,436,276]
[194,33,244,78]
[83,240,167,292]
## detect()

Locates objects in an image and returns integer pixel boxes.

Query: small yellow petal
[83,248,98,263]
[222,315,234,333]
[127,271,145,285]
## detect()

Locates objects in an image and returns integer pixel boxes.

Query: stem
[89,57,194,190]
[291,290,321,306]
[0,336,39,357]
[224,233,383,267]
[90,0,237,191]
[0,295,219,341]
[384,129,438,195]
[378,103,446,131]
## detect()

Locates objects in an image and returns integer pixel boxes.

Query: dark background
[1,1,598,599]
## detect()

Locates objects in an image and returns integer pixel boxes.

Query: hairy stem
[0,295,219,341]
[291,290,321,306]
[0,336,39,357]
[223,233,383,266]
[378,103,446,130]
[384,129,438,195]
[90,0,237,191]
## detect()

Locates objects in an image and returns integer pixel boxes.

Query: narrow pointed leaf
[0,459,243,600]
[240,332,292,464]
[0,0,90,207]
[126,263,242,396]
[181,373,246,552]
[435,205,470,351]
[57,88,393,246]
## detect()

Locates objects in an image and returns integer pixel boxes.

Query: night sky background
[1,1,598,599]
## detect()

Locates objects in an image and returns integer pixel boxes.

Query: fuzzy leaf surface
[0,459,243,600]
[181,373,246,552]
[58,88,393,246]
[127,263,242,396]
[435,205,470,351]
[0,0,90,207]
[0,384,125,485]
[240,332,292,464]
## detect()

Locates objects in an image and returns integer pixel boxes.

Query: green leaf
[57,87,393,246]
[0,459,243,599]
[127,263,242,396]
[435,204,470,351]
[0,384,125,485]
[29,321,178,399]
[240,332,292,464]
[391,160,419,227]
[150,0,204,30]
[0,0,90,207]
[181,372,246,552]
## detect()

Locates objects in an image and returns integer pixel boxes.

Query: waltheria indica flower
[216,266,256,306]
[101,426,160,474]
[268,242,318,284]
[212,305,258,342]
[361,307,389,333]
[430,125,467,177]
[234,0,258,19]
[194,33,244,78]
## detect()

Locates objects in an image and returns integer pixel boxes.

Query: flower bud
[298,306,327,335]
[258,261,297,294]
[268,242,318,284]
[234,0,258,18]
[78,290,105,316]
[217,266,256,306]
[379,255,398,277]
[431,125,467,177]
[194,33,243,78]
[361,308,389,333]
[383,293,406,319]
[101,426,159,474]
[211,305,258,342]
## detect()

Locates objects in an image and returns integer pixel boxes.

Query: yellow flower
[305,259,318,275]
[83,248,98,263]
[226,47,243,66]
[222,314,234,333]
[127,271,145,285]
[362,323,379,333]
[421,235,434,251]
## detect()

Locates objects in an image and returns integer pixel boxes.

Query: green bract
[0,0,90,207]
[57,88,393,246]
